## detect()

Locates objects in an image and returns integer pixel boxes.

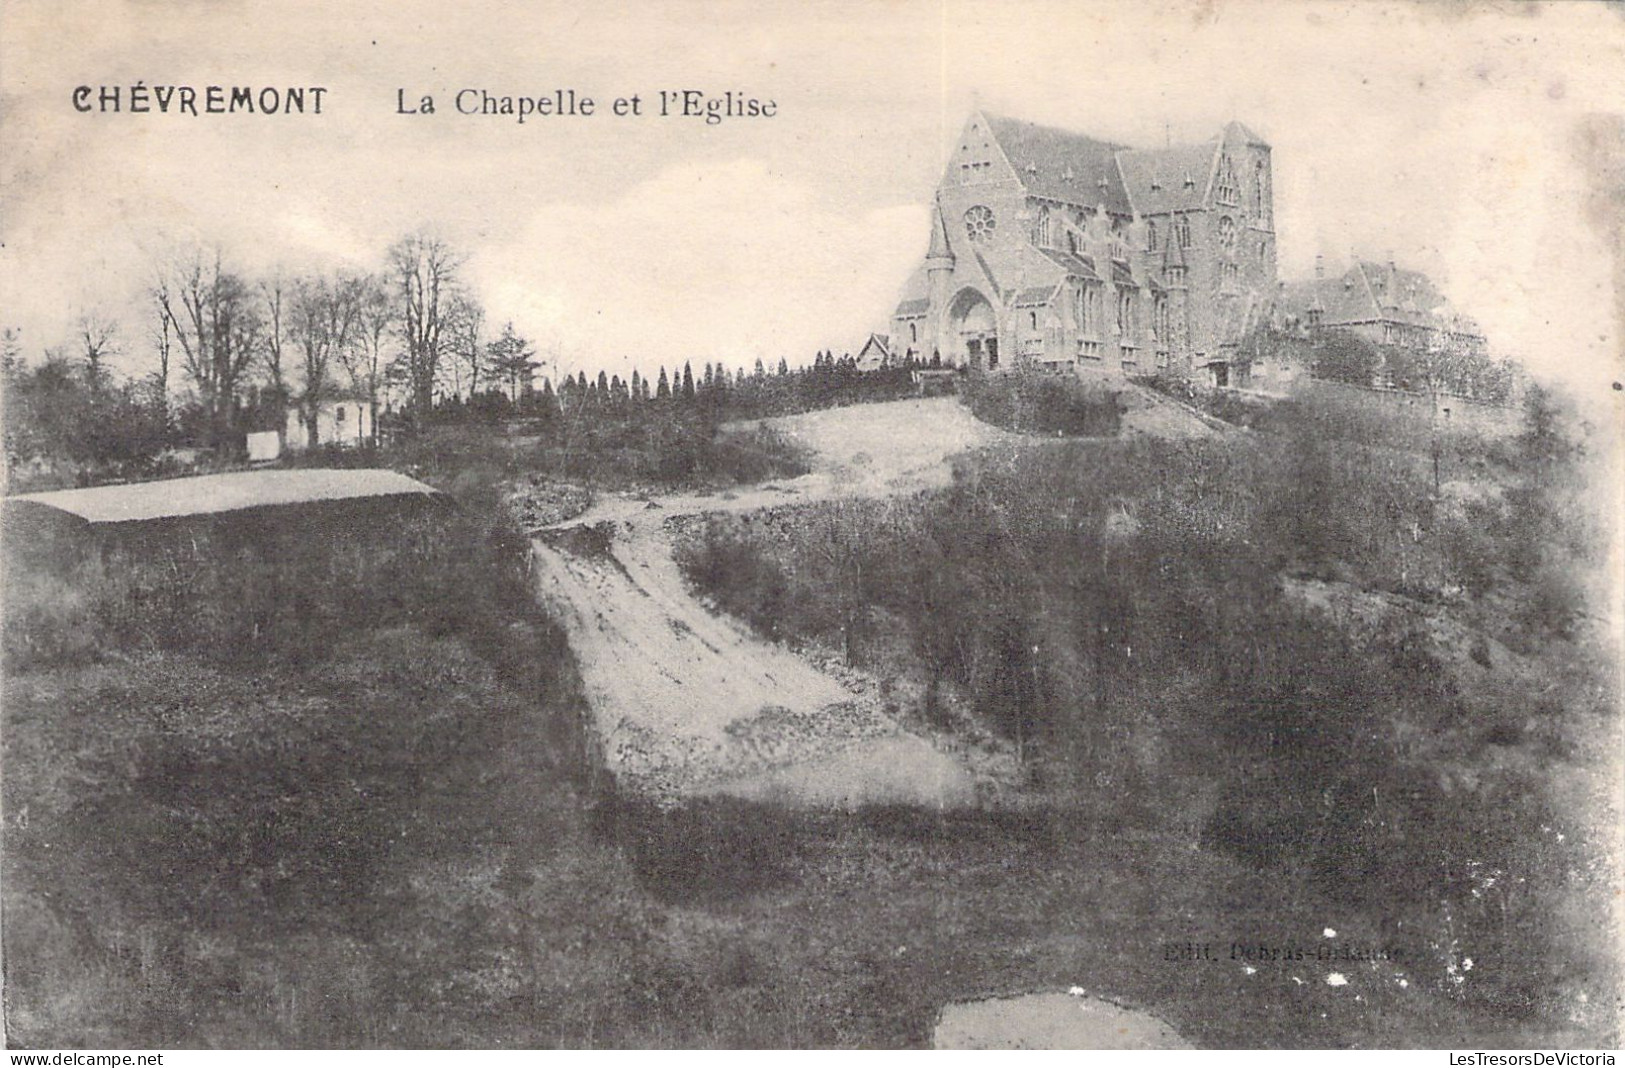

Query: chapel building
[890,111,1278,386]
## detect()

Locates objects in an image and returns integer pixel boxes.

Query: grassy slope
[4,403,1616,1048]
[670,409,1620,1047]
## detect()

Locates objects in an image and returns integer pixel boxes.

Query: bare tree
[290,272,364,448]
[155,250,264,449]
[76,312,119,394]
[444,292,486,402]
[146,298,172,433]
[341,273,394,443]
[260,272,291,430]
[388,230,460,417]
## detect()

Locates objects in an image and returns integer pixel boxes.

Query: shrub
[961,370,1122,435]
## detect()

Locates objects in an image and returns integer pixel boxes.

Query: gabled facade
[855,332,893,371]
[1277,258,1488,377]
[889,111,1277,383]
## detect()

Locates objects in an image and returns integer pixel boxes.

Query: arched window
[1216,155,1239,205]
[1146,220,1158,251]
[1218,216,1236,250]
[910,322,918,344]
[1033,206,1052,248]
[1116,288,1137,342]
[1109,222,1127,262]
[1174,217,1192,248]
[1076,284,1101,335]
[1253,159,1267,218]
[1029,310,1038,331]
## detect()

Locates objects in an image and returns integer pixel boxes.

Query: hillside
[669,386,1621,1046]
[3,384,1616,1049]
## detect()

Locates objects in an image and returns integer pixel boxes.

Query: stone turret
[1162,222,1191,370]
[924,204,955,360]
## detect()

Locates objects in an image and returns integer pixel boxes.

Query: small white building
[284,396,373,452]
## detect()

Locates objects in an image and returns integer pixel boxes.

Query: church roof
[983,113,1133,214]
[1115,141,1218,215]
[1012,284,1060,308]
[894,297,930,318]
[1223,120,1270,147]
[1036,247,1102,282]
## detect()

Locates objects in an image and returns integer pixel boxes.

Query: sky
[2,0,1622,397]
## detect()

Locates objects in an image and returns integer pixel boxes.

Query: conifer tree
[656,365,671,399]
[681,361,695,399]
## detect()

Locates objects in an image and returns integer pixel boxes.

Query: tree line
[1,224,925,491]
[6,231,474,478]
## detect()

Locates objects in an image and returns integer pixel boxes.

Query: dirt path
[529,398,1017,805]
[528,390,1215,805]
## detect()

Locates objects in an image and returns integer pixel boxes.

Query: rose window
[964,205,996,243]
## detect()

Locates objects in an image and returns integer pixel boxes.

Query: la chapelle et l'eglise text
[72,84,778,126]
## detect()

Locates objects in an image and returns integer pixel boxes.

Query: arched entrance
[947,288,1000,370]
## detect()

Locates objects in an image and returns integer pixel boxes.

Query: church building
[889,111,1278,386]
